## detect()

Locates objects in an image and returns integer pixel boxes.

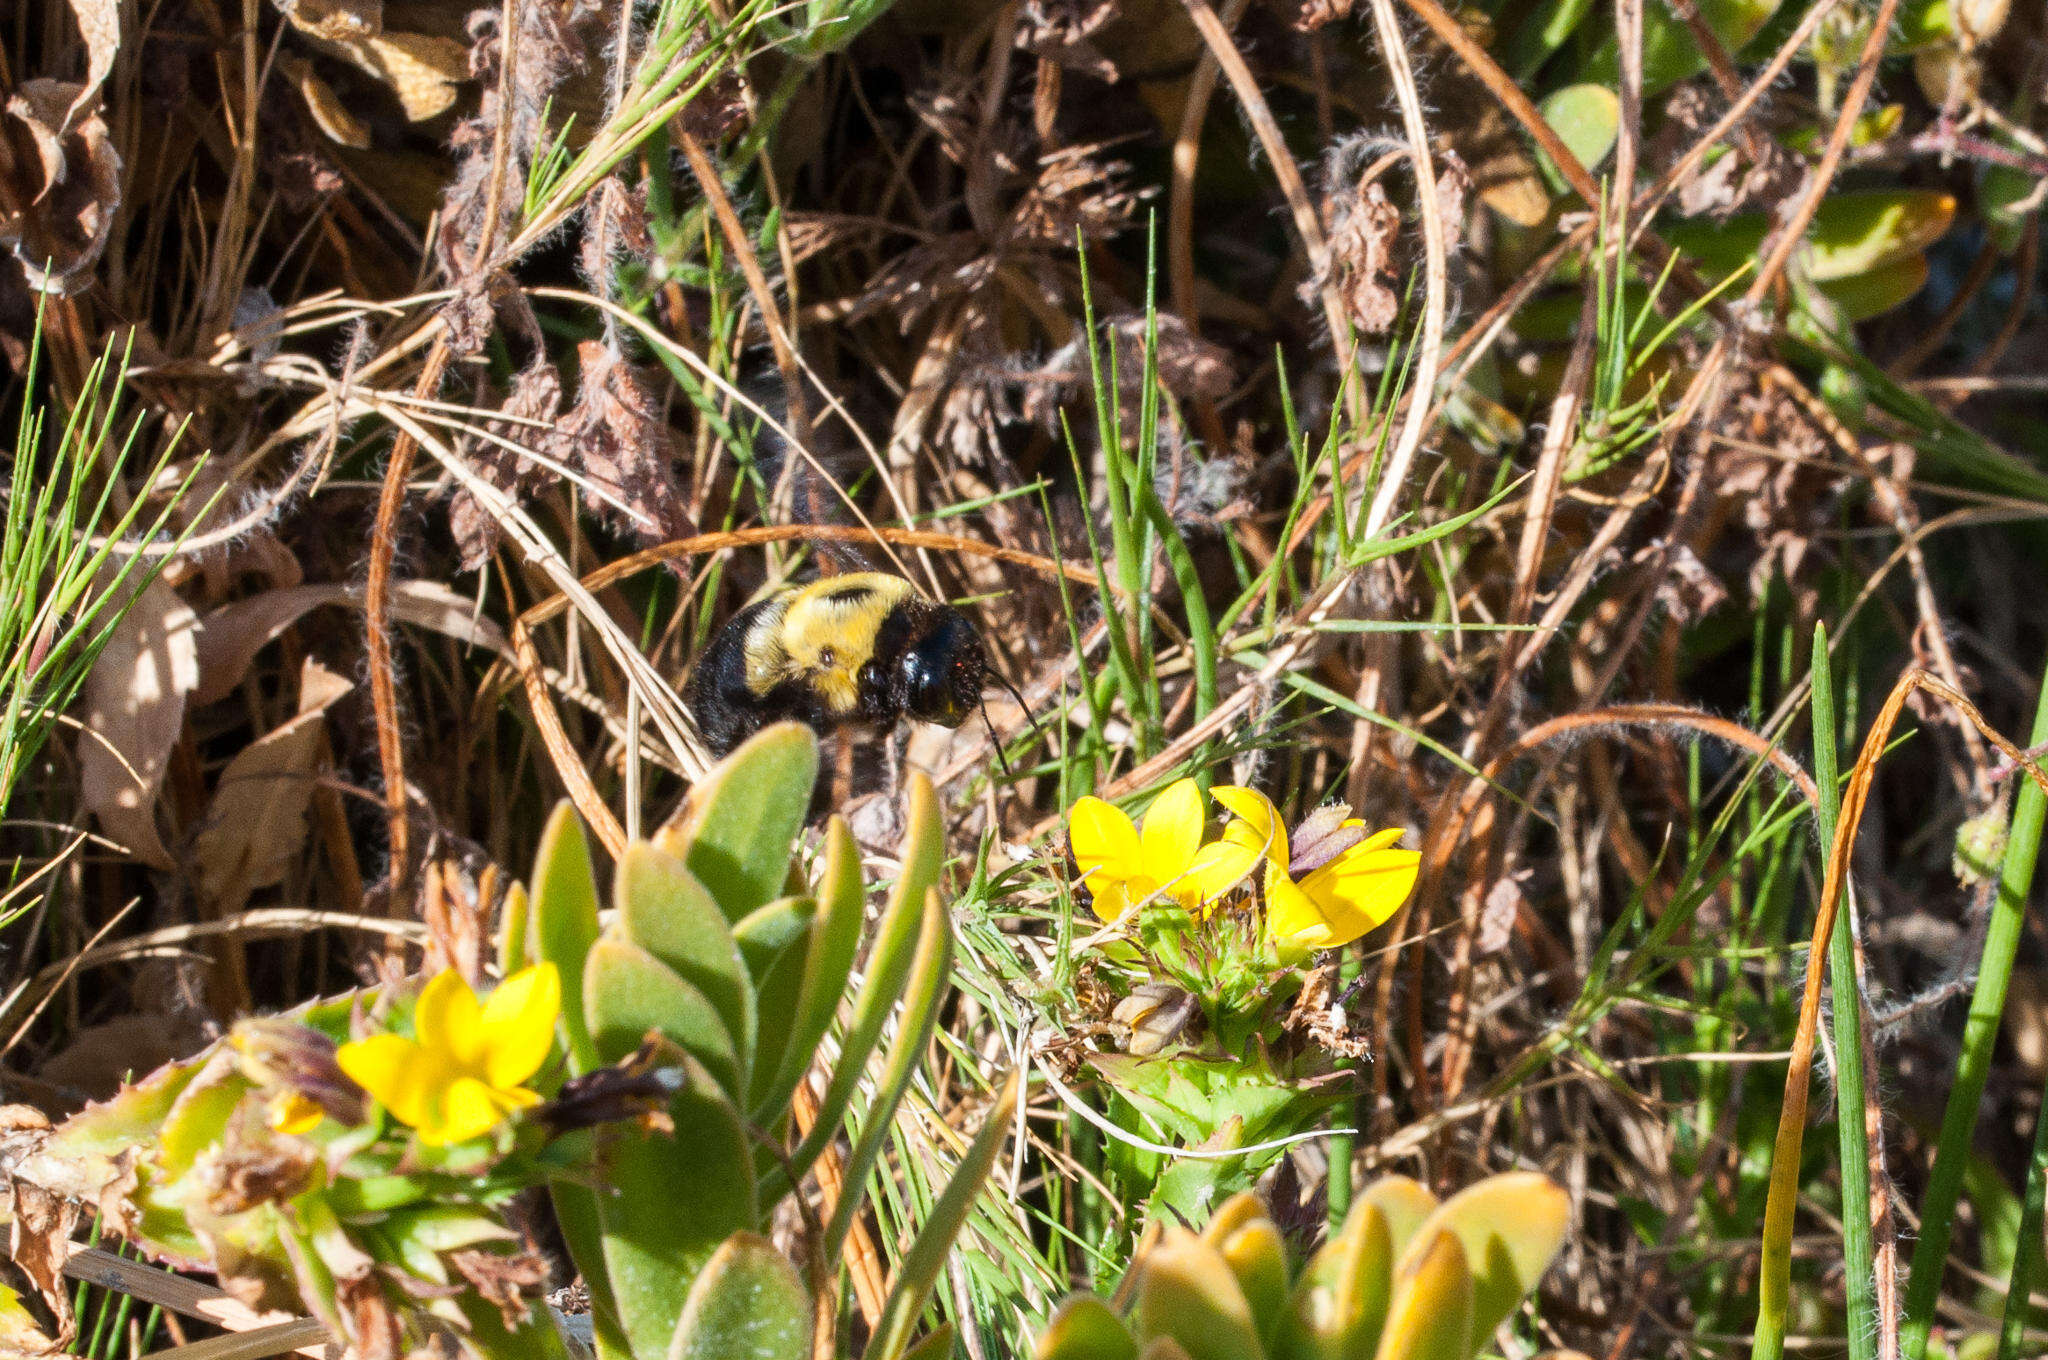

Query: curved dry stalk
[1178,0,1350,368]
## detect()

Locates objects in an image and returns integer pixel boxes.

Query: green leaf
[585,938,742,1101]
[599,1057,756,1360]
[1817,255,1932,321]
[1357,1179,1438,1262]
[731,894,818,964]
[1399,1173,1566,1342]
[1134,1227,1263,1360]
[615,842,755,1077]
[1284,1197,1396,1360]
[1372,1232,1472,1360]
[898,1324,958,1360]
[735,896,817,1115]
[1538,85,1618,176]
[532,803,603,1074]
[753,815,865,1126]
[773,780,945,1195]
[1579,0,1783,95]
[497,881,532,975]
[658,722,818,922]
[821,886,953,1262]
[864,1068,1025,1360]
[455,1290,582,1360]
[1661,191,1957,287]
[667,1233,811,1360]
[1804,191,1956,281]
[1201,1198,1288,1348]
[1036,1297,1139,1360]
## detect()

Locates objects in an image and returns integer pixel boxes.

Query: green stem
[1813,625,1876,1360]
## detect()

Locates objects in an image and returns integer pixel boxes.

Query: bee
[685,572,998,758]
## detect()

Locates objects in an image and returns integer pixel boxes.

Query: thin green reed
[1812,625,1876,1360]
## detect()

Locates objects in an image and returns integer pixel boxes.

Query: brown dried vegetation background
[5,0,2048,1350]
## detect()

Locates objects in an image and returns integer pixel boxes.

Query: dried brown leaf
[449,1248,549,1330]
[3,1180,76,1341]
[315,30,468,122]
[451,361,564,567]
[195,1109,320,1215]
[1016,0,1118,78]
[193,659,352,916]
[280,0,383,41]
[280,55,371,148]
[191,579,512,706]
[78,574,199,869]
[1324,179,1401,335]
[37,1013,209,1104]
[550,340,695,547]
[1479,873,1525,956]
[62,0,120,131]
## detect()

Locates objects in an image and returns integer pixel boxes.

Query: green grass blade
[1812,625,1876,1360]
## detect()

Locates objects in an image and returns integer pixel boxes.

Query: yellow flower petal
[1263,870,1335,952]
[1069,796,1142,880]
[1182,838,1259,907]
[1358,826,1408,853]
[1087,879,1135,924]
[414,969,487,1071]
[1139,779,1206,889]
[478,963,560,1089]
[429,1076,514,1146]
[337,1033,440,1130]
[1211,785,1289,869]
[1298,842,1420,946]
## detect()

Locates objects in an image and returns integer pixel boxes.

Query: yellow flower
[337,964,560,1146]
[1067,778,1258,923]
[267,1090,325,1135]
[1211,786,1421,954]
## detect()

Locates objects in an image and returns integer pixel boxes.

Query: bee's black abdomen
[685,598,778,756]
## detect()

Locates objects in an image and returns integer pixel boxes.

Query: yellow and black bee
[685,573,993,757]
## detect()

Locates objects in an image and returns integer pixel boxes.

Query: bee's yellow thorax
[742,573,915,715]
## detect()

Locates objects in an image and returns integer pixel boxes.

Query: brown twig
[363,341,453,893]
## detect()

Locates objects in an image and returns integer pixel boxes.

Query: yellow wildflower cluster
[1068,778,1420,955]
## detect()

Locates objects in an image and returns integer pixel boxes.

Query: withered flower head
[1112,983,1201,1058]
[539,1037,687,1134]
[229,1017,367,1134]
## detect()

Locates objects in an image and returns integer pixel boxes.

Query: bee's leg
[829,729,857,809]
[883,727,905,798]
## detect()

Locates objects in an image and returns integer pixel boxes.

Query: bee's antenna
[982,667,1048,780]
[981,700,1015,778]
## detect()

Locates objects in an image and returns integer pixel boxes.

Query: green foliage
[13,724,1007,1360]
[1032,1176,1569,1360]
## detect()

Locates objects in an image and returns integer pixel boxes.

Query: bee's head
[899,606,986,728]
